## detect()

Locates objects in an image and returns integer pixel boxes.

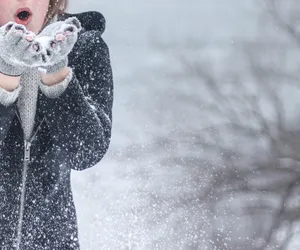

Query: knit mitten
[0,22,40,76]
[34,17,82,74]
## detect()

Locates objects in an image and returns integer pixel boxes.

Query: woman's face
[0,0,50,33]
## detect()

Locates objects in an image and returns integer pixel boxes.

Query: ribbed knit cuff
[0,84,22,106]
[46,58,68,75]
[38,68,73,99]
[0,57,24,76]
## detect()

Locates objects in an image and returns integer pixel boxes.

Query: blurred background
[68,0,300,249]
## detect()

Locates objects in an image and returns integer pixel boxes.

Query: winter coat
[0,11,113,250]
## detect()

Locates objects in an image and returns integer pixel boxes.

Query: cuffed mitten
[0,22,40,75]
[38,67,73,98]
[0,84,21,106]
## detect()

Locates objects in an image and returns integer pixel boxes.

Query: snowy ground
[67,1,261,249]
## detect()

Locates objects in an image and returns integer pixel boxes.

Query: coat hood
[58,11,106,35]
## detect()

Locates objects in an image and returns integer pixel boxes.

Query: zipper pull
[24,140,31,162]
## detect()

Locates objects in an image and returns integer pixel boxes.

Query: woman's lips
[14,7,32,25]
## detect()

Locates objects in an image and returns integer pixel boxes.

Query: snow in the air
[69,0,300,249]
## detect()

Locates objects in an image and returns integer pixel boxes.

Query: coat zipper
[15,110,45,161]
[14,110,45,250]
[14,155,29,250]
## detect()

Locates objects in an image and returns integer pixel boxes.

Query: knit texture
[0,57,24,76]
[17,68,39,140]
[45,58,68,74]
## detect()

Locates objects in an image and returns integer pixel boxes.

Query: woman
[0,0,113,249]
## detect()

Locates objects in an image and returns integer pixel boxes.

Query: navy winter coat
[0,11,113,249]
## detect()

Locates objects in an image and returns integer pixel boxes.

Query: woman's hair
[43,0,69,27]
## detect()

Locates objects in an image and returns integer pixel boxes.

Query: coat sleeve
[38,30,114,171]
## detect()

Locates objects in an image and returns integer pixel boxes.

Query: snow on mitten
[0,22,40,76]
[34,17,82,74]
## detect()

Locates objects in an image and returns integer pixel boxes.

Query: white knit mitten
[0,22,39,76]
[34,17,82,74]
